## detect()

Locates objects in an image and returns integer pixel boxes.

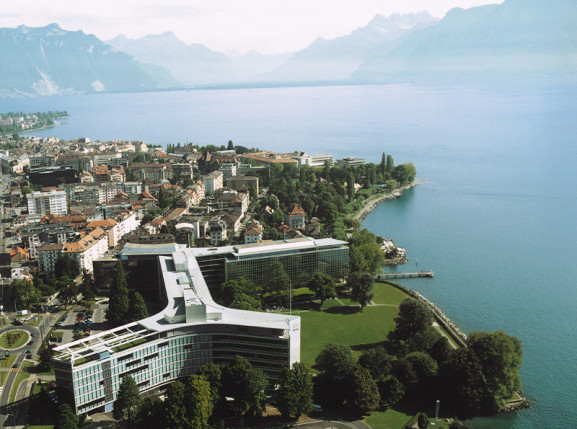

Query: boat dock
[377,271,434,280]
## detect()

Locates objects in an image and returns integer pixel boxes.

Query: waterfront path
[354,179,423,221]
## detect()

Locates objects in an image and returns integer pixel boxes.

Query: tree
[185,375,214,429]
[385,155,395,175]
[107,261,129,326]
[113,375,141,425]
[379,152,387,174]
[406,352,438,380]
[57,280,78,308]
[217,277,258,307]
[313,345,356,411]
[198,362,222,408]
[79,270,95,300]
[347,365,380,415]
[406,351,438,394]
[229,292,262,311]
[315,343,355,376]
[221,356,267,420]
[158,187,174,210]
[128,290,149,322]
[55,254,80,279]
[358,346,394,381]
[265,261,290,308]
[391,298,434,340]
[11,279,41,310]
[39,345,54,372]
[418,413,430,429]
[227,140,234,150]
[55,403,78,429]
[392,162,416,186]
[430,336,452,365]
[164,381,190,429]
[348,229,385,275]
[307,272,337,305]
[467,331,523,408]
[275,362,314,419]
[377,375,406,407]
[438,348,494,417]
[137,396,164,428]
[348,271,374,310]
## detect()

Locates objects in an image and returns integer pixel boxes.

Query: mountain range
[0,0,575,97]
[0,23,177,97]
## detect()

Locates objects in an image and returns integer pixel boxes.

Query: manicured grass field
[290,281,411,366]
[364,409,451,429]
[0,329,30,349]
[0,370,7,386]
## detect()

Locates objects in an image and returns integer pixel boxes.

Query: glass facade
[63,325,290,415]
[225,244,349,287]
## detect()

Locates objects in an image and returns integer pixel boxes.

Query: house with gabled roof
[284,203,306,229]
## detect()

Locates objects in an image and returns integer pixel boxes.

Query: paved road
[0,312,60,427]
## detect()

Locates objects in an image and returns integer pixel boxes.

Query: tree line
[165,140,259,155]
[103,356,314,428]
[10,254,96,311]
[314,298,523,419]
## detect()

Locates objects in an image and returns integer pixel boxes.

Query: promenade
[354,179,423,221]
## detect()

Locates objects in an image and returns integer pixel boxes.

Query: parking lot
[51,299,109,345]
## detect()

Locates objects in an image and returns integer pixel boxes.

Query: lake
[2,82,576,428]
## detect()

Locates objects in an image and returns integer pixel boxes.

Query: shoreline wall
[354,179,423,221]
[378,280,469,348]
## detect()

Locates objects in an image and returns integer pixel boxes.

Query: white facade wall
[27,191,68,216]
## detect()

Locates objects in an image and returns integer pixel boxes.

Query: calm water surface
[2,84,576,428]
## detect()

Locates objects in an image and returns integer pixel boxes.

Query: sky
[0,0,504,55]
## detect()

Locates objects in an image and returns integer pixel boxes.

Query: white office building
[53,245,301,415]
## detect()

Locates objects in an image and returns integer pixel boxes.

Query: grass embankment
[0,329,30,349]
[9,360,34,403]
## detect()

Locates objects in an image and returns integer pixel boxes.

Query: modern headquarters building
[54,238,348,415]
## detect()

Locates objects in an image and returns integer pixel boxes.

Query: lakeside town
[0,121,525,429]
[0,131,413,279]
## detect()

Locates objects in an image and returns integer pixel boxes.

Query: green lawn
[9,363,32,403]
[364,408,414,429]
[289,281,410,366]
[0,329,30,349]
[2,355,17,368]
[0,371,7,386]
[364,409,451,429]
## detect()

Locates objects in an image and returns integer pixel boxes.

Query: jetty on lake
[377,271,434,280]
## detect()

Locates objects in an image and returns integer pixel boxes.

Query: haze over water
[4,82,577,427]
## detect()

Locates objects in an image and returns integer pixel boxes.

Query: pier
[377,271,434,280]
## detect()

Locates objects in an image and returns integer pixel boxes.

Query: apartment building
[62,228,108,272]
[27,190,68,216]
[202,170,223,195]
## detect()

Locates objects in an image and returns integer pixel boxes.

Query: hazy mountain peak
[0,24,177,96]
